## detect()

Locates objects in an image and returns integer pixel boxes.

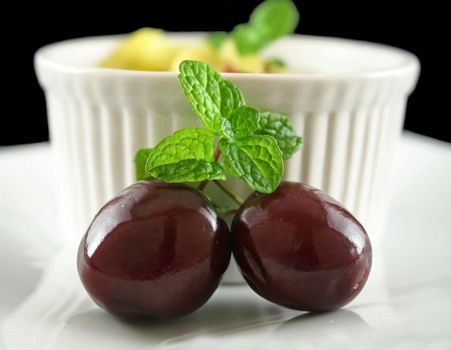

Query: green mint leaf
[229,106,260,138]
[149,159,225,182]
[219,118,235,139]
[232,0,299,56]
[146,128,225,182]
[256,111,303,160]
[219,135,283,193]
[134,148,153,181]
[219,79,245,119]
[232,24,267,56]
[207,32,228,49]
[267,57,286,67]
[250,0,299,42]
[178,61,222,133]
[178,61,244,136]
[147,128,215,166]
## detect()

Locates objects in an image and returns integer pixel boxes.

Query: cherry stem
[196,146,243,206]
[197,145,221,191]
[223,208,238,217]
[213,180,244,205]
[197,179,209,191]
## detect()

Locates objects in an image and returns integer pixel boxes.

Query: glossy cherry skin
[78,181,231,320]
[232,181,372,312]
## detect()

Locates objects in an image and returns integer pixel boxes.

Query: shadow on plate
[54,296,284,349]
[273,309,371,347]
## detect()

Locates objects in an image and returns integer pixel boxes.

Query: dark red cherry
[232,181,372,312]
[77,181,231,320]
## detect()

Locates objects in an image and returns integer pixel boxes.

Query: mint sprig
[207,0,299,56]
[136,60,302,194]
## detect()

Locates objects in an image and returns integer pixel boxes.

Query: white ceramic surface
[34,34,420,255]
[1,132,450,349]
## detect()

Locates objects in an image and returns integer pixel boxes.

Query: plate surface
[1,132,450,350]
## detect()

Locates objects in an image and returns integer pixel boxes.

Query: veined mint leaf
[134,148,153,181]
[256,112,303,160]
[250,0,299,42]
[147,128,215,166]
[207,32,228,49]
[148,159,225,182]
[219,79,245,119]
[219,118,234,139]
[146,128,225,182]
[219,135,283,193]
[178,62,221,133]
[178,61,244,136]
[229,106,260,138]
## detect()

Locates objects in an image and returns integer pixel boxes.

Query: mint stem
[213,145,221,162]
[213,180,244,205]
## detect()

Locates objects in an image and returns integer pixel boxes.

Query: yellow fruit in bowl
[100,28,180,71]
[169,43,222,71]
[137,36,180,71]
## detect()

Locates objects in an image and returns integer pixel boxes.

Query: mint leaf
[232,0,299,56]
[267,58,286,67]
[256,112,303,160]
[219,118,234,140]
[207,32,228,49]
[219,80,245,119]
[134,148,153,181]
[219,135,283,193]
[147,128,215,165]
[146,128,225,182]
[148,159,225,182]
[229,106,260,138]
[178,62,222,133]
[232,24,267,56]
[250,0,299,42]
[178,61,244,136]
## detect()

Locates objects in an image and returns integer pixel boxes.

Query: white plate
[1,132,451,350]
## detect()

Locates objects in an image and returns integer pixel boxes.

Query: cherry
[77,181,231,320]
[232,181,372,312]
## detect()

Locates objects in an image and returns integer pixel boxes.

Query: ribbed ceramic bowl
[35,33,419,283]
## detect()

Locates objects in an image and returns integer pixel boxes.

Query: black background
[4,1,448,145]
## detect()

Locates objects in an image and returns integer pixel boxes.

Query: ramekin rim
[34,33,420,82]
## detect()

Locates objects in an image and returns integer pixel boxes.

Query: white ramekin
[35,33,419,283]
